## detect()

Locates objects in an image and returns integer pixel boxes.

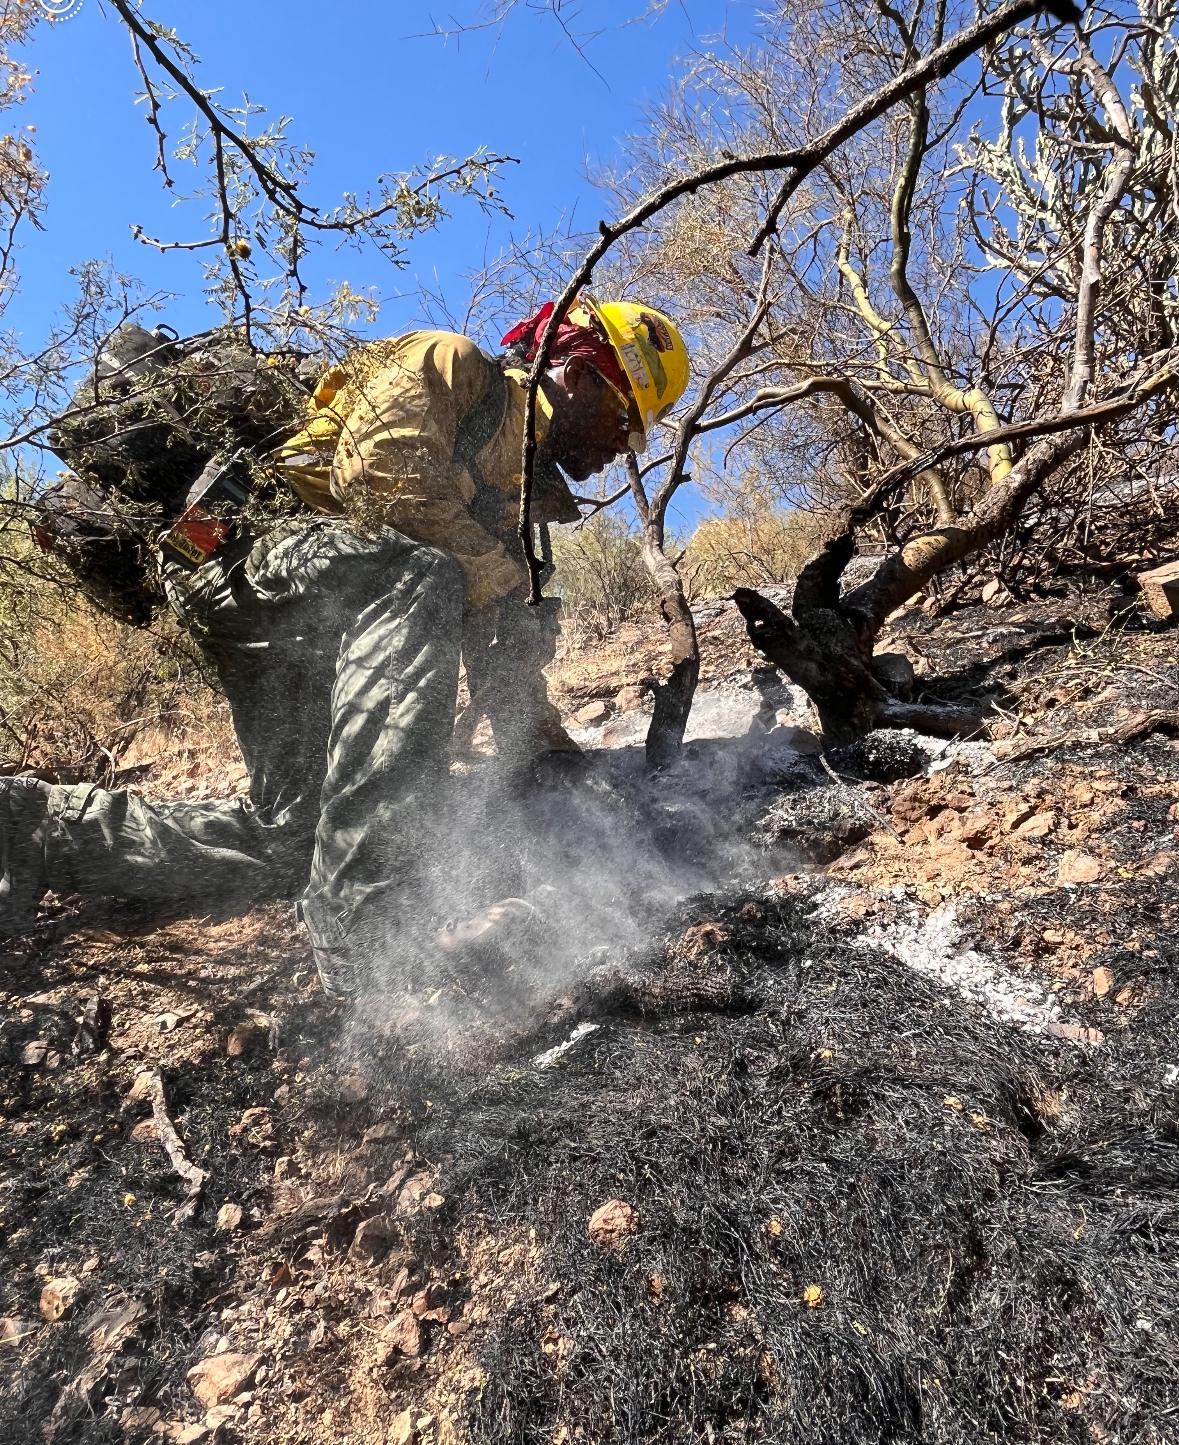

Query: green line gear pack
[40,323,317,625]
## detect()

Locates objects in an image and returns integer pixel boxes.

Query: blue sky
[15,1,766,533]
[16,1,757,354]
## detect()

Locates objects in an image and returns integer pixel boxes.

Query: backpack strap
[452,351,510,536]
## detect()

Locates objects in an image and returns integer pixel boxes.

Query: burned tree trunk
[732,513,988,744]
[622,453,702,771]
[641,533,700,770]
[732,587,985,744]
[727,429,1104,746]
[731,521,892,745]
[731,587,884,746]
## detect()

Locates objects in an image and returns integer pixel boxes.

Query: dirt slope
[2,586,1177,1444]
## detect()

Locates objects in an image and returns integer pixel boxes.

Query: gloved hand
[461,546,530,610]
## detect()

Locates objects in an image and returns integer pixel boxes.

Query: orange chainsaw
[159,451,252,570]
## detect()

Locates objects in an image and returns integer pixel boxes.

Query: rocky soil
[2,583,1177,1444]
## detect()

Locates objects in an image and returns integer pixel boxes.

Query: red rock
[1015,812,1056,840]
[1003,802,1037,833]
[389,1408,417,1445]
[1058,850,1102,885]
[186,1351,261,1408]
[1091,967,1115,998]
[226,1014,270,1058]
[573,699,611,727]
[350,1215,396,1264]
[588,1199,640,1250]
[615,683,650,711]
[378,1308,424,1360]
[39,1276,80,1322]
[956,809,996,848]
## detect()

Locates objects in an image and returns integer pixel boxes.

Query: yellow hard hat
[571,294,690,450]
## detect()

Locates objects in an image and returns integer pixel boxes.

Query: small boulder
[389,1408,417,1445]
[186,1351,261,1408]
[870,652,916,700]
[573,699,611,727]
[39,1277,81,1322]
[362,1121,400,1145]
[378,1308,424,1361]
[1058,850,1103,886]
[587,1199,640,1250]
[215,1203,243,1234]
[614,682,650,712]
[350,1214,396,1264]
[226,1014,271,1058]
[228,1107,272,1139]
[1015,811,1056,840]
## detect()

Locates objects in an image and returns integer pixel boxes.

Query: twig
[987,709,1179,768]
[127,1068,208,1224]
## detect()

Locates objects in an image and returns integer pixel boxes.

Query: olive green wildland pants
[34,517,561,992]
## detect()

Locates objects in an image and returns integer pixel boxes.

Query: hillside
[2,584,1178,1445]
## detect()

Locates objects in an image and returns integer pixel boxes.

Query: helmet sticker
[641,313,674,352]
[620,340,652,393]
[632,328,669,398]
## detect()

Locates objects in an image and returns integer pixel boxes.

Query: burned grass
[360,890,1179,1445]
[2,592,1178,1444]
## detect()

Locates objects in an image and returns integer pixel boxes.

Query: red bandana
[501,302,631,400]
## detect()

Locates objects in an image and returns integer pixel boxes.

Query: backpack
[38,324,316,625]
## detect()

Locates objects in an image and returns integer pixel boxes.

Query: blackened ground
[1,589,1177,1445]
[372,888,1179,1445]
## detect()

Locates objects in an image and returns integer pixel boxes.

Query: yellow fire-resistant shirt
[274,331,580,606]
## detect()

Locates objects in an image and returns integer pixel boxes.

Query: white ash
[856,902,1073,1035]
[923,738,997,776]
[533,1022,600,1069]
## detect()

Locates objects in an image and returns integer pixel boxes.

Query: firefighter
[0,297,690,995]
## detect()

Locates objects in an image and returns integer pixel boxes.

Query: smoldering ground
[6,592,1176,1444]
[339,730,812,1074]
[312,708,1179,1445]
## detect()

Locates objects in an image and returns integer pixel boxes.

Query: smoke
[341,727,811,1074]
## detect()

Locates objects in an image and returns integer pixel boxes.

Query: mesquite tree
[522,0,1179,753]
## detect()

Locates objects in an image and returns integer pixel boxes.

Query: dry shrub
[0,568,230,782]
[551,513,657,642]
[682,510,827,598]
